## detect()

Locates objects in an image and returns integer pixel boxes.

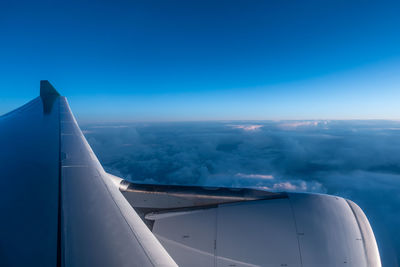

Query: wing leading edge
[0,81,177,267]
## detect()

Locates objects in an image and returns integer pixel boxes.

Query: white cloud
[272,182,298,191]
[235,173,274,180]
[278,121,329,129]
[231,124,263,131]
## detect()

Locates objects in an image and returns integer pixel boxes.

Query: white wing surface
[0,81,177,267]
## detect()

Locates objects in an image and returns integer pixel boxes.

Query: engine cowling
[148,193,381,267]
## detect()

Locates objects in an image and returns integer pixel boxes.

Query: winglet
[40,80,60,114]
[40,80,60,98]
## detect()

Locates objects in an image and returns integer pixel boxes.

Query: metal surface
[59,97,177,267]
[149,193,382,267]
[120,181,285,210]
[346,199,382,267]
[289,193,366,266]
[217,198,302,267]
[0,97,60,267]
[0,81,177,267]
[153,208,217,267]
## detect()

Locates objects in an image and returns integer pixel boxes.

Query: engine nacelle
[148,193,381,267]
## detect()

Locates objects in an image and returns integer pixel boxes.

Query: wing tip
[40,80,60,114]
[40,80,61,97]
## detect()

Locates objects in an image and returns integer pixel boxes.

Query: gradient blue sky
[1,0,400,121]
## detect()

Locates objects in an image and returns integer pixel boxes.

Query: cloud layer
[83,120,400,266]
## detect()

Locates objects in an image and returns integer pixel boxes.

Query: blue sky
[1,0,400,121]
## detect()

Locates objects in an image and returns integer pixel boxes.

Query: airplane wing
[0,81,382,267]
[0,81,177,267]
